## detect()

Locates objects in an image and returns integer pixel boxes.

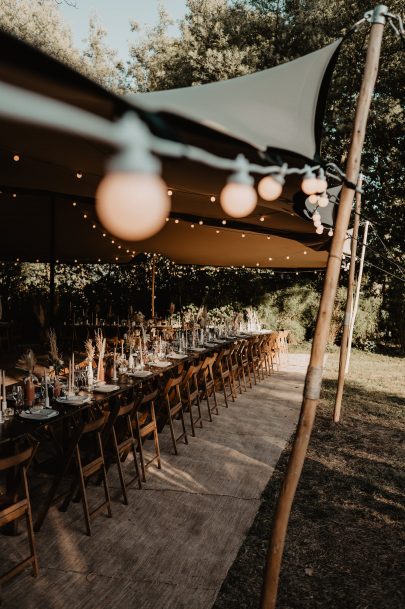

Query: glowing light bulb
[313,219,322,228]
[268,257,273,261]
[314,168,328,193]
[191,224,195,228]
[241,233,246,238]
[72,201,77,207]
[328,229,334,237]
[312,211,321,222]
[210,196,216,202]
[167,189,173,196]
[199,220,203,225]
[96,172,170,241]
[174,219,179,224]
[308,194,318,204]
[258,175,284,201]
[222,219,227,225]
[259,216,265,222]
[220,154,257,217]
[216,230,220,234]
[316,225,324,234]
[317,193,329,208]
[301,169,319,195]
[303,250,307,255]
[13,154,20,162]
[76,171,83,179]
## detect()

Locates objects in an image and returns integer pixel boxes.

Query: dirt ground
[213,349,405,609]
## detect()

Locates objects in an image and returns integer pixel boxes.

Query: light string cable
[342,227,405,281]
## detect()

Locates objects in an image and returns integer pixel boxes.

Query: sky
[58,0,188,60]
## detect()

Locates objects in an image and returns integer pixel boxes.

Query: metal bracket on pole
[364,5,388,25]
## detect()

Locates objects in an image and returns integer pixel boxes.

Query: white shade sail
[131,40,342,159]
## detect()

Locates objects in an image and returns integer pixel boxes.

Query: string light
[102,233,106,237]
[216,230,220,234]
[222,219,227,225]
[92,224,96,229]
[210,196,216,202]
[166,217,169,222]
[72,201,77,207]
[308,194,318,204]
[258,166,286,201]
[95,115,170,241]
[76,171,83,179]
[303,251,307,255]
[267,236,271,240]
[83,213,87,219]
[220,155,257,218]
[12,193,16,198]
[199,220,203,225]
[167,189,173,196]
[328,228,334,236]
[317,192,329,208]
[316,225,324,234]
[174,219,179,224]
[241,233,246,238]
[13,154,20,162]
[268,257,273,261]
[259,216,265,222]
[191,224,195,228]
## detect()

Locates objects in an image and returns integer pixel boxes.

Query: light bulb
[316,225,324,234]
[13,154,20,162]
[313,219,322,228]
[96,172,170,241]
[301,169,319,195]
[220,183,257,217]
[258,175,284,201]
[167,189,173,196]
[220,154,257,217]
[308,194,318,204]
[312,211,321,222]
[210,196,216,202]
[222,219,227,225]
[314,168,328,192]
[328,229,334,236]
[317,193,329,208]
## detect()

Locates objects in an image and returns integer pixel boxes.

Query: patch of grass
[213,349,405,609]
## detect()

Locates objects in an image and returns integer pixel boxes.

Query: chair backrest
[0,445,34,472]
[141,388,159,405]
[82,412,107,435]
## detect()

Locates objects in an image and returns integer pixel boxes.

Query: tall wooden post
[260,8,386,609]
[49,197,56,327]
[333,175,362,422]
[151,254,156,320]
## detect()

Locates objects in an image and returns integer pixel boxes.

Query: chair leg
[98,434,112,519]
[136,426,147,482]
[180,408,188,445]
[76,449,92,536]
[167,406,178,455]
[25,504,39,577]
[112,428,129,505]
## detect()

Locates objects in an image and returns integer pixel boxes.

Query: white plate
[167,353,187,360]
[204,342,219,348]
[188,347,206,352]
[148,361,172,368]
[56,396,91,406]
[93,384,121,393]
[128,370,153,378]
[20,409,59,420]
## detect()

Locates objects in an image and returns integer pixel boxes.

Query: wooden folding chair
[237,339,252,391]
[181,362,203,437]
[0,444,39,584]
[228,342,242,396]
[133,388,162,482]
[198,353,219,420]
[108,400,142,505]
[59,413,112,536]
[162,373,188,455]
[214,348,234,407]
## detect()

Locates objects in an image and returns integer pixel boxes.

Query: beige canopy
[0,30,341,268]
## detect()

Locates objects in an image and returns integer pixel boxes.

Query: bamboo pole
[333,175,363,422]
[260,9,386,609]
[345,220,370,373]
[151,254,156,320]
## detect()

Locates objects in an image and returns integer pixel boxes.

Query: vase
[87,362,94,387]
[24,375,35,406]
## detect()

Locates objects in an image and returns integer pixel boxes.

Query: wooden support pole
[49,197,56,327]
[260,10,386,609]
[151,254,156,320]
[333,175,362,422]
[345,220,370,374]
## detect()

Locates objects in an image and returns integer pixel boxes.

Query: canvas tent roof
[0,30,341,268]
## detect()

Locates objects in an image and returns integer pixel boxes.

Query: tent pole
[260,9,386,609]
[345,220,370,374]
[333,175,362,423]
[151,254,156,320]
